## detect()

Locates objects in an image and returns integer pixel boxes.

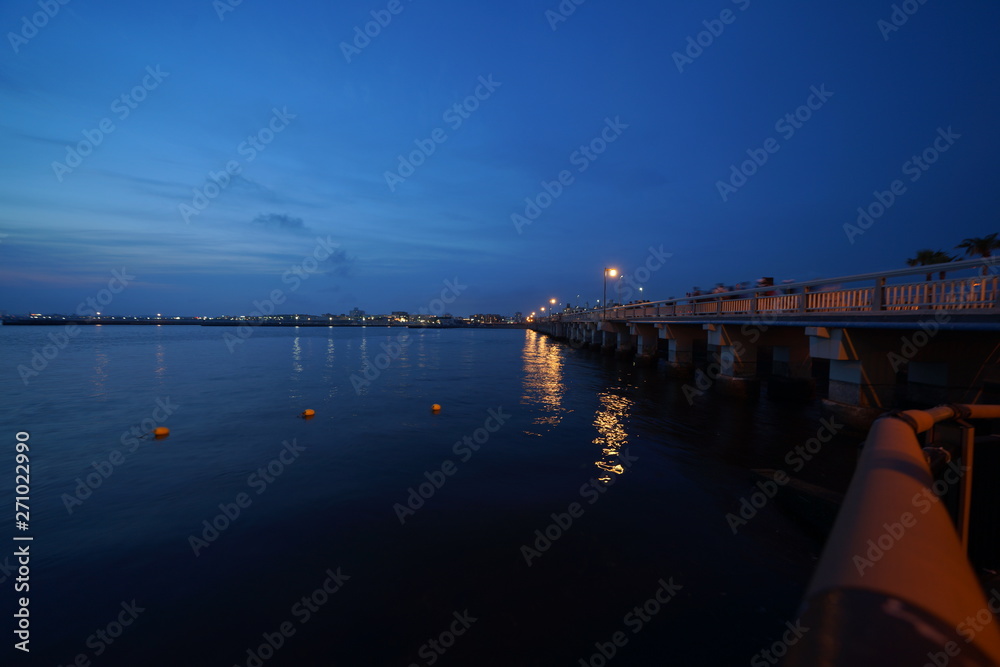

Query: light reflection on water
[592,391,632,482]
[291,335,303,373]
[91,347,109,397]
[154,342,167,381]
[519,331,566,430]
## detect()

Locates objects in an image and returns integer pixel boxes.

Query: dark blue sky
[2,0,997,316]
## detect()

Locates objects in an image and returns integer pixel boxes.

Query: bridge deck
[545,257,1000,330]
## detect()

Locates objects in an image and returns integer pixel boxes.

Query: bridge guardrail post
[872,277,885,311]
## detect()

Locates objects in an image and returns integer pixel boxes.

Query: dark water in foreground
[0,326,858,666]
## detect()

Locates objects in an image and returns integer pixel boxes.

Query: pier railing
[786,404,1000,666]
[547,258,1000,322]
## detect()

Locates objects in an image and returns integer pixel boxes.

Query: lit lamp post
[603,268,618,320]
[549,298,557,317]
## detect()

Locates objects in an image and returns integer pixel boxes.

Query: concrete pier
[530,259,1000,429]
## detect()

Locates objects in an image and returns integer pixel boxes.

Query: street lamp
[603,267,618,320]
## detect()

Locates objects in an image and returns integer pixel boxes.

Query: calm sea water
[0,325,858,666]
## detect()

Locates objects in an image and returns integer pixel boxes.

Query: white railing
[546,258,1000,323]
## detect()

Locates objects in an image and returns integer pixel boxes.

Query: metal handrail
[786,405,1000,666]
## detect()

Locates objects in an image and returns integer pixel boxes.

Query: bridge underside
[535,317,1000,431]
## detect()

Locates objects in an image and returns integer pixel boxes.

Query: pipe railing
[785,405,1000,666]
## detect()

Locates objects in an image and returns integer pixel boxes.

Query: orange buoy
[153,427,170,439]
[431,404,442,413]
[301,409,315,419]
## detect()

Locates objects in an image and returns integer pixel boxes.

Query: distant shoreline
[0,317,527,329]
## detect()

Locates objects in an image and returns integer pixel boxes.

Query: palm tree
[956,233,1000,258]
[956,233,1000,275]
[906,249,955,280]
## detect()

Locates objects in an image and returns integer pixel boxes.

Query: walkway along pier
[531,258,1000,430]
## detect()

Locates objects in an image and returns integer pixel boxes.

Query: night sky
[1,0,998,317]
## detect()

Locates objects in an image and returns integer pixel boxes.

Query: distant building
[349,307,365,320]
[470,314,504,324]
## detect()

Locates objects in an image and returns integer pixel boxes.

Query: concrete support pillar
[769,338,815,400]
[599,322,617,355]
[614,323,635,359]
[568,323,585,347]
[658,323,699,378]
[631,323,658,366]
[808,327,901,431]
[705,324,760,397]
[772,345,812,379]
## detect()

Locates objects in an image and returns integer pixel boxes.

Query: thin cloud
[252,212,307,232]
